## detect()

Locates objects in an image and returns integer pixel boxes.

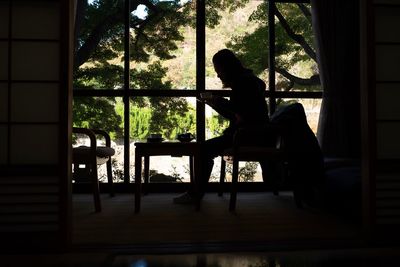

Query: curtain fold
[311,0,361,158]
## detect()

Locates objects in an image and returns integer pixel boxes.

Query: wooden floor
[72,192,361,249]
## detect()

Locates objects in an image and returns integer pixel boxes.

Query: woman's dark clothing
[193,70,269,198]
[211,70,268,136]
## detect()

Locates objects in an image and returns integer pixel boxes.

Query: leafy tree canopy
[73,0,319,139]
[227,3,320,91]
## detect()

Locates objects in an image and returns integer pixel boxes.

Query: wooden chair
[218,125,301,211]
[72,127,115,212]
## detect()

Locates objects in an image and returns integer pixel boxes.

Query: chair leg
[218,157,226,196]
[273,161,286,196]
[143,156,149,195]
[106,158,115,197]
[292,182,303,209]
[90,161,101,212]
[229,160,238,212]
[260,160,280,196]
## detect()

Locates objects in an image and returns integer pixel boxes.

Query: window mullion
[123,0,130,184]
[196,0,206,142]
[268,0,276,115]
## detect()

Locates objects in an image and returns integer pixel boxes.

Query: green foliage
[225,161,259,182]
[129,106,151,140]
[115,99,196,141]
[73,97,123,139]
[227,3,319,90]
[73,0,317,148]
[207,113,229,138]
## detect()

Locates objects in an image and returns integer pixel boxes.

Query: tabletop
[134,141,200,157]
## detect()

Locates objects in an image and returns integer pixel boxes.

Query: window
[73,0,320,187]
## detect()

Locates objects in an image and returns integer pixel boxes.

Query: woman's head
[212,49,244,88]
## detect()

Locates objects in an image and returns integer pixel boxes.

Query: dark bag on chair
[270,103,324,206]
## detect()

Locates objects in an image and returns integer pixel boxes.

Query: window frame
[72,0,322,187]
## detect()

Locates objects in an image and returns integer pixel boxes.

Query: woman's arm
[205,96,236,120]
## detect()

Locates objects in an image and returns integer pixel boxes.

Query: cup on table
[149,133,162,139]
[200,92,213,101]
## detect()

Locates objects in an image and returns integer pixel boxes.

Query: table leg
[189,155,194,183]
[193,147,202,211]
[135,151,142,213]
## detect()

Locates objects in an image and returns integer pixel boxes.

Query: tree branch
[74,0,87,54]
[74,8,123,69]
[275,8,316,61]
[297,3,312,24]
[276,67,320,86]
[75,0,162,70]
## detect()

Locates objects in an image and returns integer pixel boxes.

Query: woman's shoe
[173,192,195,205]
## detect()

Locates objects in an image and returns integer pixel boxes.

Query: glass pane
[73,97,124,183]
[130,1,196,90]
[0,42,8,80]
[275,3,321,92]
[0,125,7,164]
[0,1,9,38]
[73,1,124,90]
[12,2,60,39]
[205,103,229,140]
[0,83,7,122]
[11,83,59,122]
[131,97,196,141]
[11,41,59,81]
[10,125,58,164]
[132,96,196,183]
[206,0,266,90]
[278,98,322,135]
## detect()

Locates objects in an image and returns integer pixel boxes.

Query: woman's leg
[174,134,232,204]
[196,134,232,198]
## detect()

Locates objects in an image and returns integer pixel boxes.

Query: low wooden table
[134,141,201,213]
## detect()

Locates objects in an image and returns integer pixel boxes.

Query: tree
[227,3,320,91]
[73,0,255,138]
[73,1,319,138]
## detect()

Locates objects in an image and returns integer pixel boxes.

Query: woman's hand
[234,113,244,125]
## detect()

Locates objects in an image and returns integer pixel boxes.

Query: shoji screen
[362,0,400,239]
[0,0,71,250]
[374,0,400,227]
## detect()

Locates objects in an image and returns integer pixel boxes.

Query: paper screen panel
[0,125,7,164]
[0,42,8,80]
[377,122,400,158]
[0,83,7,122]
[0,2,8,38]
[12,2,60,39]
[376,83,400,120]
[376,45,400,82]
[375,6,400,43]
[374,0,400,4]
[10,83,59,122]
[10,125,58,164]
[11,41,59,81]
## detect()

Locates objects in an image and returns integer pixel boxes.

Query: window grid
[72,0,319,185]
